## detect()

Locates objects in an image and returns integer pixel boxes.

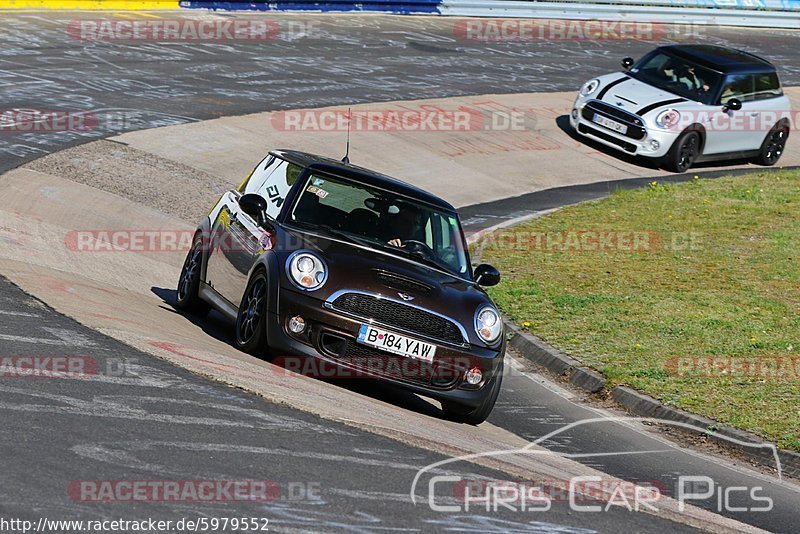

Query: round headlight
[580,79,600,97]
[287,251,328,291]
[475,306,502,344]
[655,109,681,129]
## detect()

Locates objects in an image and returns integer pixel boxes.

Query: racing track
[2,10,800,533]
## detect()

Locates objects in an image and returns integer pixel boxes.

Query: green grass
[479,170,800,450]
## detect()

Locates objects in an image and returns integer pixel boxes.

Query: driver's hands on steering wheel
[388,238,404,248]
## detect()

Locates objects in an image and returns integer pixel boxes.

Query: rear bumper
[264,287,504,408]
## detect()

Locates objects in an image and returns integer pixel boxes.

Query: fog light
[465,367,483,385]
[571,108,579,120]
[650,139,660,151]
[288,315,306,334]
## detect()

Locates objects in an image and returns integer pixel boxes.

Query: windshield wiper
[288,220,373,247]
[376,242,464,278]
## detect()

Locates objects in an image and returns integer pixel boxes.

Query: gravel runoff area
[26,140,232,225]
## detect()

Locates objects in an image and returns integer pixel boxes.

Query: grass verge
[479,169,800,450]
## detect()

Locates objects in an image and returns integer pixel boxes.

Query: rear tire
[441,360,504,425]
[665,130,701,173]
[176,234,210,317]
[755,120,790,166]
[235,270,272,358]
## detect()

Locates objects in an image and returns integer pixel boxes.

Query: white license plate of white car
[357,324,436,362]
[593,113,628,135]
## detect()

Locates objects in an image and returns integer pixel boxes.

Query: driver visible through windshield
[289,173,470,277]
[629,51,723,105]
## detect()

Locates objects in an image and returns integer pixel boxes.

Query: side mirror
[238,193,268,226]
[474,264,501,287]
[621,57,634,70]
[722,98,742,112]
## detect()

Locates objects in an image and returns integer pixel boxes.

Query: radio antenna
[342,107,351,164]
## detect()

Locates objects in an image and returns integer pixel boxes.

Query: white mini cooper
[571,44,791,172]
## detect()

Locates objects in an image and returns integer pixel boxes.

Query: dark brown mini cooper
[176,150,505,424]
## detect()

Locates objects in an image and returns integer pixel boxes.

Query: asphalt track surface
[2,10,800,532]
[4,11,800,175]
[1,276,699,533]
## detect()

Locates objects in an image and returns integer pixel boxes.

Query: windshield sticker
[307,185,329,199]
[312,178,325,186]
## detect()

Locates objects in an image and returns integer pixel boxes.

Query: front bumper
[264,287,504,408]
[570,96,676,159]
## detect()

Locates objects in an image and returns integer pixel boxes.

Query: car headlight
[655,109,681,129]
[286,251,328,291]
[475,306,502,344]
[580,79,600,97]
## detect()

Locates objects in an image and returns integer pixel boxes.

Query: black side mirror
[474,264,501,287]
[722,98,742,112]
[621,57,634,70]
[238,193,269,226]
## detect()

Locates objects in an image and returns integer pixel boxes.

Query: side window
[720,74,755,104]
[753,72,782,100]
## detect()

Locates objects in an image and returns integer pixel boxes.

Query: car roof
[271,149,457,212]
[659,44,776,75]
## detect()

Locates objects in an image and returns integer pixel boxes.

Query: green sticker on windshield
[448,216,457,226]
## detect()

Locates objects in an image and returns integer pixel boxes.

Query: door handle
[750,112,759,117]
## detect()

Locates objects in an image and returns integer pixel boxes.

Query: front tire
[756,120,790,166]
[235,270,272,358]
[176,234,210,316]
[441,360,504,425]
[665,130,701,173]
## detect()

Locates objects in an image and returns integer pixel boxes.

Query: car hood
[595,74,683,115]
[280,228,494,336]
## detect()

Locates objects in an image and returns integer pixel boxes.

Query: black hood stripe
[596,76,629,100]
[637,98,687,117]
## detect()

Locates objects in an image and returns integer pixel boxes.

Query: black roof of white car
[660,44,776,75]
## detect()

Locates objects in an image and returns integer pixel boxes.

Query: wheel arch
[683,123,707,154]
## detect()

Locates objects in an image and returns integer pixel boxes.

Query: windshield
[289,173,470,278]
[629,51,723,105]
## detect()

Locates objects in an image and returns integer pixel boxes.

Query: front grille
[374,270,433,296]
[582,100,646,140]
[579,123,637,153]
[330,292,465,345]
[333,340,460,388]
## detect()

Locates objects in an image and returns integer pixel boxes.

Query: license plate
[593,113,628,135]
[357,324,437,362]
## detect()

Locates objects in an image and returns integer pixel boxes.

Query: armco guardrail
[440,0,800,28]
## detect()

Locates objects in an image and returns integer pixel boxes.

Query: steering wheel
[403,239,435,258]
